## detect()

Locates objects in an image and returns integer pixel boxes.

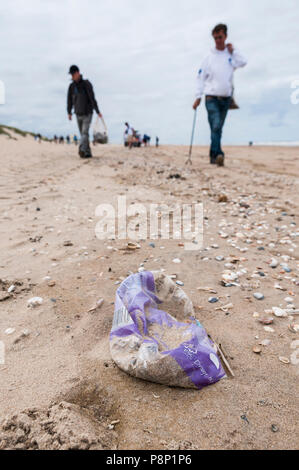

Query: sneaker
[79,150,85,158]
[216,154,224,167]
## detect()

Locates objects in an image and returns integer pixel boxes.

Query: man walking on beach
[193,24,247,166]
[67,65,102,158]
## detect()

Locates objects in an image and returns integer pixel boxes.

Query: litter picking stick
[186,108,197,165]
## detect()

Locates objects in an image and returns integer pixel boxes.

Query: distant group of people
[123,122,159,149]
[65,23,246,165]
[53,134,78,144]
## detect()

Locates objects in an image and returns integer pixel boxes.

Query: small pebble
[241,415,249,424]
[208,297,219,304]
[270,259,278,268]
[5,328,15,335]
[260,339,271,346]
[264,326,275,333]
[282,266,292,273]
[254,293,264,301]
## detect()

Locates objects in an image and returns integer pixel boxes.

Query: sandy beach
[0,130,298,450]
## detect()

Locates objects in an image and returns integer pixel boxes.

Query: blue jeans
[205,96,231,161]
[76,113,92,154]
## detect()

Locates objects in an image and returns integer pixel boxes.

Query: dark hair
[212,24,227,36]
[68,65,80,75]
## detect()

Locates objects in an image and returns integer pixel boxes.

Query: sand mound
[0,400,118,450]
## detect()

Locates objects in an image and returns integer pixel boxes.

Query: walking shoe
[79,150,85,158]
[216,154,224,167]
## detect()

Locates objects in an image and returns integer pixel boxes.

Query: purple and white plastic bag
[110,271,226,389]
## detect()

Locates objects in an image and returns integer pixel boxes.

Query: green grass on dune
[0,125,11,137]
[0,124,49,141]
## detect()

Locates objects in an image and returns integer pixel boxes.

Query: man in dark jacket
[67,65,102,158]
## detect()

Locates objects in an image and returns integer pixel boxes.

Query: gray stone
[254,293,264,301]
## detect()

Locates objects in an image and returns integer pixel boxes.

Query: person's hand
[68,114,72,121]
[98,113,103,119]
[226,43,234,54]
[193,98,201,110]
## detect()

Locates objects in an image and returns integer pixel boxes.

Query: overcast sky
[1,0,298,144]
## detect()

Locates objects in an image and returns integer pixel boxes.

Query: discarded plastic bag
[110,271,226,389]
[93,116,108,144]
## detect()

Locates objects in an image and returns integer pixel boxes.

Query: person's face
[213,31,227,50]
[71,71,80,82]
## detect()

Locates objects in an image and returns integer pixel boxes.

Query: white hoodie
[195,47,247,99]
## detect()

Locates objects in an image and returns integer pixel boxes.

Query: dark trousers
[205,96,231,161]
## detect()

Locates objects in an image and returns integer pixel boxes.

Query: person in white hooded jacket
[193,24,247,166]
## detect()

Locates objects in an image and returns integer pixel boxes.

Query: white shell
[5,328,15,335]
[272,307,287,318]
[27,297,43,307]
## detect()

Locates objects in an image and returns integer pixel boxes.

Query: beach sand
[0,131,298,449]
